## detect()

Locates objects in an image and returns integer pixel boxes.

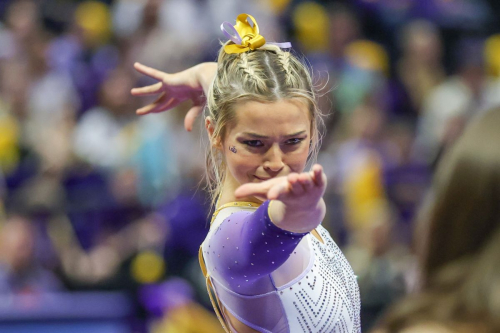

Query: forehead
[229,99,311,136]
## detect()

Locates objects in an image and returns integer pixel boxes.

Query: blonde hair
[376,108,500,332]
[204,43,324,208]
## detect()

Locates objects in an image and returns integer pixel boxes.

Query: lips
[254,175,271,181]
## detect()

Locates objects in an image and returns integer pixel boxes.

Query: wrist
[269,199,325,234]
[195,62,217,96]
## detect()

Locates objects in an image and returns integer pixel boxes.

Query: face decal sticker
[230,146,237,154]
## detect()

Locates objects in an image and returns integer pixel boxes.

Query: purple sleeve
[206,200,308,291]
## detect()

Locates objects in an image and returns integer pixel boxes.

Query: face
[211,99,311,200]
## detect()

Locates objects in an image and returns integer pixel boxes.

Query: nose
[263,144,284,173]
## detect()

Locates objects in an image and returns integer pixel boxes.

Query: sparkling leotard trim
[211,201,261,225]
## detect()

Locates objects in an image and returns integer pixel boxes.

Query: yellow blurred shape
[0,106,20,174]
[344,153,387,231]
[75,1,111,46]
[152,302,224,333]
[268,0,291,15]
[131,250,166,284]
[345,40,389,76]
[292,2,329,53]
[485,34,500,77]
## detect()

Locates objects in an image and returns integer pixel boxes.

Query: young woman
[132,14,360,333]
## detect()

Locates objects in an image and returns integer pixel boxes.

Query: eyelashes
[242,138,305,147]
[286,138,303,145]
[243,140,264,147]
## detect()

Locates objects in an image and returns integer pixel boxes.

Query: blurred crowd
[0,0,499,332]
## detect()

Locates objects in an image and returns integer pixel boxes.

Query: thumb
[184,105,203,131]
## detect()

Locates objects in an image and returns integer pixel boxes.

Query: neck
[217,170,262,207]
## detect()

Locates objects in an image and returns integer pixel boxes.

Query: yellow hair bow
[221,14,266,54]
[220,14,292,54]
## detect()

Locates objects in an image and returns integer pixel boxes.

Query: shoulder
[211,205,256,228]
[203,205,259,249]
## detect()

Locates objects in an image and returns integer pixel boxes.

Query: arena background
[0,0,499,332]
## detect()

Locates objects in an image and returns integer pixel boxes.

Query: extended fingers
[133,62,166,81]
[136,95,180,115]
[297,172,314,191]
[184,105,203,131]
[131,82,163,96]
[267,182,289,200]
[287,173,305,195]
[235,183,268,199]
[234,168,326,201]
[311,164,326,187]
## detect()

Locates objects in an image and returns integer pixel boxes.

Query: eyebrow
[242,130,307,139]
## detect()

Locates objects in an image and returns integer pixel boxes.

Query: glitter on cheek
[229,146,237,153]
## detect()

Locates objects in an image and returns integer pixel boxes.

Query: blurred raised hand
[131,62,217,131]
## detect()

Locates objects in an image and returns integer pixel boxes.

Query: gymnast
[132,14,361,333]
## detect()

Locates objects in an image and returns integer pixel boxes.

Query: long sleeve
[204,200,308,293]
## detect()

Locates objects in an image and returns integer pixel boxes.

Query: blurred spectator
[48,212,168,289]
[0,72,21,175]
[73,67,137,170]
[375,107,500,332]
[383,121,430,244]
[293,2,330,55]
[140,278,222,332]
[333,40,389,118]
[123,0,209,74]
[349,202,409,331]
[0,215,62,294]
[2,0,41,59]
[327,3,361,67]
[48,1,119,113]
[396,20,445,114]
[414,38,500,166]
[322,102,398,189]
[0,169,5,221]
[320,101,416,331]
[73,67,181,207]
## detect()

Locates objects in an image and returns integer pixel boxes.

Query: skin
[131,62,216,131]
[132,61,327,333]
[207,99,326,333]
[132,62,326,234]
[207,99,326,234]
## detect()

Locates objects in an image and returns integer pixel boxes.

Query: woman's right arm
[206,200,308,293]
[206,165,327,292]
[235,164,327,234]
[131,62,217,131]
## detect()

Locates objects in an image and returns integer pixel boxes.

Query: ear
[205,116,222,150]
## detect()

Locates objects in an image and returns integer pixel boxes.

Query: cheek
[286,145,310,172]
[224,147,259,174]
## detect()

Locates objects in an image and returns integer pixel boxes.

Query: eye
[285,138,304,145]
[244,140,264,147]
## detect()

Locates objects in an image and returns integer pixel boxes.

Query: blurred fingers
[136,95,180,115]
[134,62,166,81]
[130,82,163,96]
[297,172,314,191]
[311,164,325,187]
[234,183,268,199]
[184,105,204,131]
[287,173,305,195]
[267,182,289,200]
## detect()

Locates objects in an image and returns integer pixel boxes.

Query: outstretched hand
[235,164,327,209]
[131,62,217,131]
